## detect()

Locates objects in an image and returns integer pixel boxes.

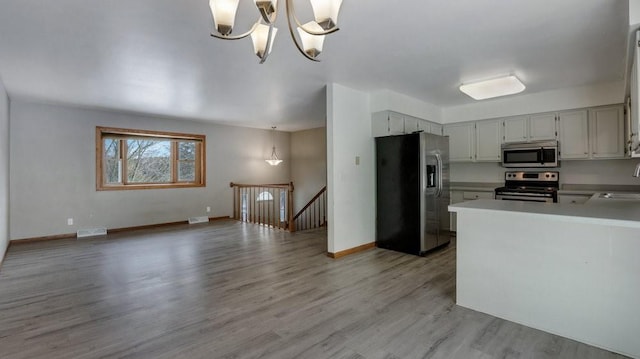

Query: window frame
[96,126,206,191]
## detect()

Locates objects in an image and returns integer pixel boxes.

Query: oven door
[495,192,555,203]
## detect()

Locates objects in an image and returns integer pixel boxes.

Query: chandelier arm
[285,0,320,62]
[257,5,278,24]
[286,0,340,35]
[287,6,320,62]
[258,24,275,64]
[210,18,262,40]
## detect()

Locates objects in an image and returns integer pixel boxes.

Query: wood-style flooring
[0,220,627,359]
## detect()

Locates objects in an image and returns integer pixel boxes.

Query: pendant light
[266,126,283,166]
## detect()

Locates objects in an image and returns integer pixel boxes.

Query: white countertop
[449,196,640,228]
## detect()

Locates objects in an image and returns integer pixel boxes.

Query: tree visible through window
[96,127,206,190]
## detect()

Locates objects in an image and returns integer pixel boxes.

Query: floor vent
[188,216,210,224]
[77,227,107,238]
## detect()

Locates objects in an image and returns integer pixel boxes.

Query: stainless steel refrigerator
[375,132,450,256]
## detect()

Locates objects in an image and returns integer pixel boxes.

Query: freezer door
[420,134,439,253]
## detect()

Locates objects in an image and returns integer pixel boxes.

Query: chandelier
[209,0,343,63]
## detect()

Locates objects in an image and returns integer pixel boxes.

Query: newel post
[288,182,295,232]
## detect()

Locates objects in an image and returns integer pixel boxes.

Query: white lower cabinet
[450,190,494,232]
[558,194,592,204]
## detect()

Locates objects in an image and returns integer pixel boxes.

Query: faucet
[635,162,640,177]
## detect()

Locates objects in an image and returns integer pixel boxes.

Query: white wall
[290,127,326,213]
[451,159,640,186]
[0,79,9,261]
[9,100,290,240]
[370,89,443,123]
[443,81,625,123]
[327,84,375,253]
[631,0,640,26]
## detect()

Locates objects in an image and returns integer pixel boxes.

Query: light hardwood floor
[0,220,627,359]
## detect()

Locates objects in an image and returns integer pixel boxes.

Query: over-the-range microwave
[501,140,559,168]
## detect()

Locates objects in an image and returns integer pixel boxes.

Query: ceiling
[0,0,629,131]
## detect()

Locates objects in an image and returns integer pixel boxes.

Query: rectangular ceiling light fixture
[459,75,525,100]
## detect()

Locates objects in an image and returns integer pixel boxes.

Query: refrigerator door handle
[435,153,443,198]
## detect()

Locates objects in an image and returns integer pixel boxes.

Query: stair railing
[292,186,327,232]
[230,182,294,230]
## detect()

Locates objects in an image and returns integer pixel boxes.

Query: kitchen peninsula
[450,198,640,359]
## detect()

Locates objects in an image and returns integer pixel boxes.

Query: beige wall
[0,79,8,261]
[9,100,291,240]
[290,127,326,213]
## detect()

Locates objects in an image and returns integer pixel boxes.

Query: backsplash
[451,159,640,185]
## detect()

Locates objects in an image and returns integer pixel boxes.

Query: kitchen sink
[598,192,640,200]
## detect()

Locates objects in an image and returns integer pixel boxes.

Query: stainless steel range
[494,171,559,203]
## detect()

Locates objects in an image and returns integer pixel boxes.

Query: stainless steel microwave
[501,140,559,168]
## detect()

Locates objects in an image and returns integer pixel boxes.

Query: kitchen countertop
[449,197,640,228]
[450,182,501,191]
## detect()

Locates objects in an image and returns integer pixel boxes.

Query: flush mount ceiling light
[209,0,343,63]
[459,75,526,100]
[266,126,283,166]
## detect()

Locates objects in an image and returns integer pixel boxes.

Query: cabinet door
[450,191,465,232]
[429,123,443,136]
[529,113,557,140]
[417,119,431,133]
[404,116,419,134]
[558,110,589,159]
[503,116,528,142]
[388,113,405,134]
[475,120,502,161]
[444,123,475,162]
[558,194,591,204]
[371,112,390,137]
[589,105,624,159]
[632,46,640,156]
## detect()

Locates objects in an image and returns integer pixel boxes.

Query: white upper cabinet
[403,116,419,133]
[529,113,557,141]
[475,120,502,161]
[558,110,589,159]
[503,116,528,142]
[429,122,443,135]
[503,114,557,142]
[388,113,405,134]
[630,31,640,157]
[372,111,443,137]
[557,106,624,160]
[444,122,476,162]
[417,119,431,133]
[589,106,625,159]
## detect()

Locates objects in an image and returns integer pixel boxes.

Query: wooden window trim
[96,126,206,191]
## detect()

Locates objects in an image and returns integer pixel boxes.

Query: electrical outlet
[67,218,73,226]
[206,206,211,213]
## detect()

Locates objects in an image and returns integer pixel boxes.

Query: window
[256,191,274,201]
[96,127,205,190]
